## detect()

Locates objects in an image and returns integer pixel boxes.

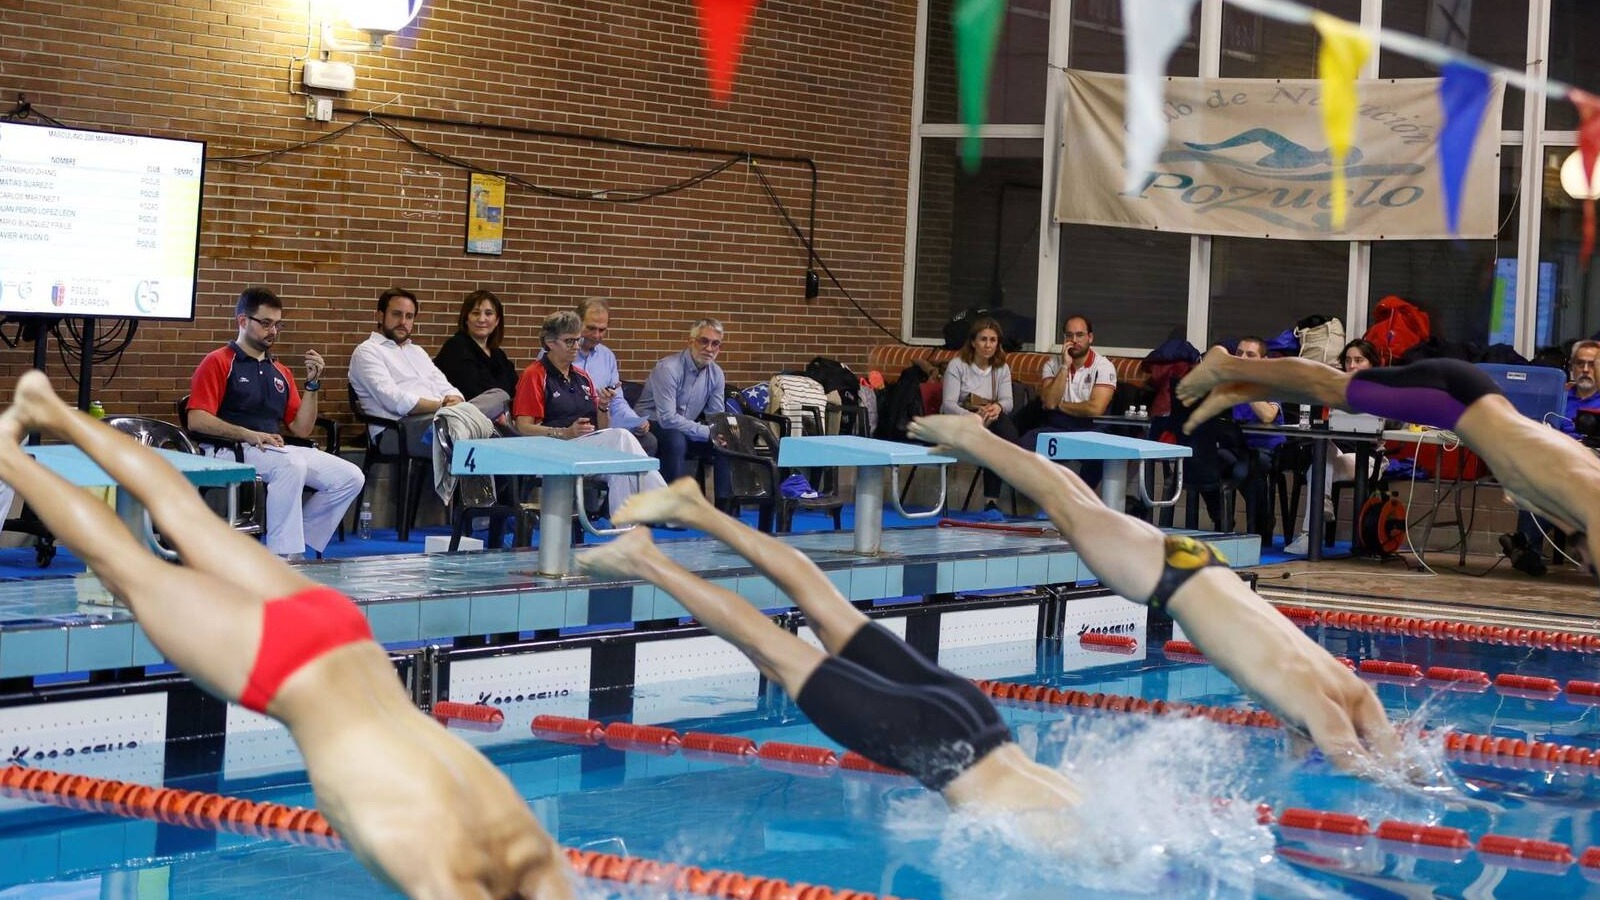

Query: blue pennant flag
[1437,63,1493,235]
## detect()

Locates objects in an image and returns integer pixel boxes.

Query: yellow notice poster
[465,172,506,255]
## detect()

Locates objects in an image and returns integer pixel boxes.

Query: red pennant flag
[1571,90,1600,268]
[696,0,759,104]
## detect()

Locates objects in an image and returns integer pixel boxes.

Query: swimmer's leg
[1178,348,1355,425]
[581,527,826,695]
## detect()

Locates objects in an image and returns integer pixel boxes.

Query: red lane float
[530,715,605,745]
[1375,820,1471,850]
[679,732,756,758]
[756,741,838,769]
[1476,834,1574,864]
[1276,808,1371,836]
[1301,606,1600,655]
[1162,639,1203,658]
[602,722,682,748]
[1568,680,1600,696]
[1494,674,1560,693]
[1078,632,1138,653]
[564,847,903,900]
[840,752,904,776]
[1358,660,1423,678]
[1425,667,1489,684]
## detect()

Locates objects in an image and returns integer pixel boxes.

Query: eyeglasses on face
[695,336,723,349]
[554,336,581,348]
[245,315,285,331]
[1574,358,1599,369]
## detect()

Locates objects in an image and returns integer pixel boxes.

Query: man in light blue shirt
[635,317,731,498]
[573,298,657,456]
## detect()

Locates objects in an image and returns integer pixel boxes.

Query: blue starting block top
[27,444,254,488]
[1033,431,1191,461]
[777,435,957,468]
[451,436,661,477]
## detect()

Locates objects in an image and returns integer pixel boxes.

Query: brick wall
[0,0,916,422]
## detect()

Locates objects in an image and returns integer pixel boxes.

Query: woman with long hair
[1282,338,1382,555]
[434,288,519,402]
[940,317,1019,518]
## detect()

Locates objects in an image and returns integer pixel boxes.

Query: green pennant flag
[952,0,1006,172]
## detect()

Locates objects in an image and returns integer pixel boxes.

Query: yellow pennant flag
[1312,12,1370,230]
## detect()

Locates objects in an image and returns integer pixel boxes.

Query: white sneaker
[1283,533,1310,556]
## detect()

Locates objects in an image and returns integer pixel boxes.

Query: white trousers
[225,445,365,555]
[571,428,667,514]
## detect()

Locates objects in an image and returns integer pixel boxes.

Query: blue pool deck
[0,526,1262,681]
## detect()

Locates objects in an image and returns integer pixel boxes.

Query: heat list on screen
[0,123,203,320]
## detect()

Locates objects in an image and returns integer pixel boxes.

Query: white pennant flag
[1121,0,1199,194]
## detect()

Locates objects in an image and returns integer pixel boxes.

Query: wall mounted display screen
[0,122,204,320]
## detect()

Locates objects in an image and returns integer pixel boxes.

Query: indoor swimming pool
[5,605,1600,899]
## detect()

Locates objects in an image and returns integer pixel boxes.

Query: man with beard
[188,286,363,559]
[634,317,732,500]
[349,287,511,457]
[1023,314,1118,488]
[1499,340,1600,576]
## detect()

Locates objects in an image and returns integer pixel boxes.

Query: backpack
[1294,315,1346,366]
[1355,492,1407,555]
[767,374,828,437]
[1364,296,1431,365]
[941,307,1025,351]
[874,364,930,441]
[803,357,861,405]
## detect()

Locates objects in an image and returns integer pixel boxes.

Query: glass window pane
[923,0,1050,124]
[1220,0,1361,79]
[1209,238,1350,344]
[1067,0,1200,75]
[1538,146,1600,349]
[1379,0,1526,131]
[1547,0,1600,131]
[1058,226,1191,349]
[912,138,1043,342]
[1366,145,1519,350]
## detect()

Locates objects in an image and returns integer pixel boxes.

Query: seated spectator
[434,289,518,403]
[349,287,510,457]
[634,318,732,502]
[572,298,656,456]
[1022,314,1116,488]
[188,286,363,559]
[1222,336,1283,543]
[512,311,666,518]
[940,317,1018,519]
[1500,339,1600,575]
[1285,338,1379,556]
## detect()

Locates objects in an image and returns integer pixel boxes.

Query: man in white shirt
[349,287,510,456]
[1024,314,1118,488]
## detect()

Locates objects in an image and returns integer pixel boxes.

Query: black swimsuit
[1147,535,1230,613]
[795,621,1012,791]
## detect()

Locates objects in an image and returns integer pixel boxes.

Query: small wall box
[303,60,356,92]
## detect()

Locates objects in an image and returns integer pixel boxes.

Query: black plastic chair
[346,382,429,542]
[708,413,781,533]
[433,423,526,552]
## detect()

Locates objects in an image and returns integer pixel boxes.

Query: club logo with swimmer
[133,280,159,315]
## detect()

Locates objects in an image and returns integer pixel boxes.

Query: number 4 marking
[464,447,477,472]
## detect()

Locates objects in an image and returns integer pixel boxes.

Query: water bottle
[357,500,373,540]
[1135,404,1148,419]
[88,401,105,420]
[1297,404,1312,430]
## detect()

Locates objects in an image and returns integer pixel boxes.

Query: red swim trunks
[238,585,374,713]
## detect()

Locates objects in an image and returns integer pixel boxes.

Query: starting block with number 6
[1033,431,1189,513]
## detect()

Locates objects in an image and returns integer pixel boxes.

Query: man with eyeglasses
[188,286,364,559]
[1023,314,1118,489]
[571,298,656,456]
[634,318,732,500]
[1501,340,1600,576]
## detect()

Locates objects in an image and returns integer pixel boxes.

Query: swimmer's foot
[1175,345,1238,407]
[610,477,710,528]
[1182,381,1261,434]
[578,527,666,581]
[0,371,68,446]
[905,414,988,463]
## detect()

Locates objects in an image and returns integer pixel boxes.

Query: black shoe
[1500,533,1547,577]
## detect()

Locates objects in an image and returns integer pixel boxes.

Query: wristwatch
[303,379,321,392]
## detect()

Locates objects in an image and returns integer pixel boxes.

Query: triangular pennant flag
[1121,0,1198,194]
[695,0,759,105]
[1572,90,1600,268]
[1436,63,1492,236]
[1312,12,1370,230]
[952,0,1006,172]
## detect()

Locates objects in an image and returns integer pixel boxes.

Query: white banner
[1056,71,1504,239]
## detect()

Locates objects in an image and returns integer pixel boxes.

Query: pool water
[5,622,1600,899]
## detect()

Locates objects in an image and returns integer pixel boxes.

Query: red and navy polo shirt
[512,358,598,428]
[189,342,301,434]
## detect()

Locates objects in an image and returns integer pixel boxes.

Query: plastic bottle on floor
[358,500,373,540]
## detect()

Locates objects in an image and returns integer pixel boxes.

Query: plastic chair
[106,415,265,542]
[346,382,429,542]
[707,413,781,533]
[432,423,526,552]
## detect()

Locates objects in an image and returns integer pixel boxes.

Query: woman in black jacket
[434,289,518,400]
